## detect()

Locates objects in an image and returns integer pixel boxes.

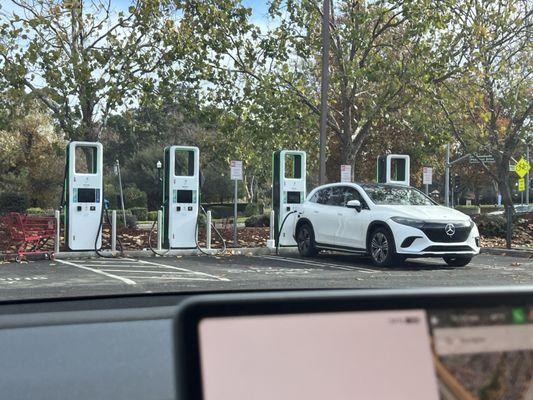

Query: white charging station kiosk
[64,141,103,251]
[162,146,200,249]
[376,154,410,186]
[272,150,306,247]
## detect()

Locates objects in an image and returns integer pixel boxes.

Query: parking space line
[100,269,204,275]
[56,259,137,285]
[123,258,230,282]
[116,276,216,281]
[256,255,379,273]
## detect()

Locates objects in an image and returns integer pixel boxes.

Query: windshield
[362,185,436,206]
[0,0,531,302]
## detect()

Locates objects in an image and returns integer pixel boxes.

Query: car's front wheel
[296,223,318,257]
[443,256,472,267]
[368,227,401,267]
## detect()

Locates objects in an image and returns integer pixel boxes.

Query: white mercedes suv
[293,183,480,267]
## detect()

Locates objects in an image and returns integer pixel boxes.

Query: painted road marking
[122,258,230,282]
[256,255,379,273]
[56,259,137,285]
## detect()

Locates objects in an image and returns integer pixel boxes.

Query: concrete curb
[53,246,299,260]
[481,247,533,259]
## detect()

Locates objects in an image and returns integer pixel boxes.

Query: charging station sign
[340,165,351,183]
[422,167,433,185]
[230,160,243,180]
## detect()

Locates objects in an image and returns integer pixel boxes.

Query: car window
[315,188,332,205]
[340,187,367,208]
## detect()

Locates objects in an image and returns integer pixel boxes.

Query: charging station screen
[286,191,301,204]
[176,190,193,203]
[77,188,97,203]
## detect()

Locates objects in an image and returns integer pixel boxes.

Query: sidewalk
[481,247,533,258]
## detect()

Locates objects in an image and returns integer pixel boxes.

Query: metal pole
[116,160,127,226]
[526,146,530,206]
[445,143,450,207]
[506,204,512,249]
[318,0,330,185]
[425,184,429,195]
[54,210,60,254]
[233,180,238,247]
[206,211,212,250]
[157,210,162,251]
[111,210,117,252]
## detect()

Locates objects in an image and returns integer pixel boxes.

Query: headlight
[390,217,425,229]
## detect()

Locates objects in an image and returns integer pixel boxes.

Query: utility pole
[445,143,450,207]
[318,0,330,185]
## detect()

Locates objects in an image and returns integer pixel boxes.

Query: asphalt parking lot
[0,252,532,300]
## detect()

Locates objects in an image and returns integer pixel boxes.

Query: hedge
[0,192,29,214]
[244,214,270,227]
[147,211,158,221]
[454,205,481,216]
[129,207,148,221]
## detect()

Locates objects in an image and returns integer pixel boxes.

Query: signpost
[422,166,432,195]
[340,165,351,183]
[230,160,243,247]
[518,178,525,192]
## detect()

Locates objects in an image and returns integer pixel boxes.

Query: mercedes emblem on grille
[445,223,456,236]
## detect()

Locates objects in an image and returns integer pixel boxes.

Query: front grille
[421,222,472,243]
[423,245,474,252]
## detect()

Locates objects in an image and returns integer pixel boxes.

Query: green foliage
[124,185,147,208]
[201,167,235,203]
[147,211,158,221]
[117,214,138,229]
[208,205,233,219]
[244,214,270,228]
[455,205,481,216]
[0,192,29,214]
[244,203,263,217]
[473,215,509,238]
[129,207,148,221]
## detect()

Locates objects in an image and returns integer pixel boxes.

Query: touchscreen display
[198,306,533,400]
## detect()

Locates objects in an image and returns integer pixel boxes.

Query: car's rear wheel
[443,256,472,267]
[368,227,401,267]
[296,223,318,257]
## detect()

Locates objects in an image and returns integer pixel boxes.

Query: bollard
[54,210,61,254]
[111,210,117,252]
[206,210,212,250]
[157,210,163,251]
[266,210,276,249]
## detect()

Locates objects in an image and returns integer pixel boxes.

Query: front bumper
[389,220,480,257]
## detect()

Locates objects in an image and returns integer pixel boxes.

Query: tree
[0,105,64,208]
[0,0,177,141]
[177,0,452,178]
[433,0,532,246]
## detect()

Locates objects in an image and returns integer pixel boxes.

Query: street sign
[469,155,495,164]
[422,166,433,185]
[514,157,530,178]
[230,160,243,180]
[518,178,525,192]
[340,165,351,183]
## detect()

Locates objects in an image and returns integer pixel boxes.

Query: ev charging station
[272,150,306,247]
[376,154,410,186]
[162,146,200,249]
[64,141,104,251]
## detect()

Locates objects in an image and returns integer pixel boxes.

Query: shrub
[129,207,148,221]
[26,207,45,215]
[147,211,158,221]
[245,214,270,228]
[454,205,480,216]
[244,203,263,217]
[209,205,233,219]
[117,214,138,229]
[473,214,509,237]
[198,213,207,228]
[0,192,29,214]
[124,185,147,208]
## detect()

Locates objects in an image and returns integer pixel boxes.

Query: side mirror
[346,199,362,212]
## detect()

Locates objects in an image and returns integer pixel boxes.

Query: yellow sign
[515,157,530,178]
[518,178,525,191]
